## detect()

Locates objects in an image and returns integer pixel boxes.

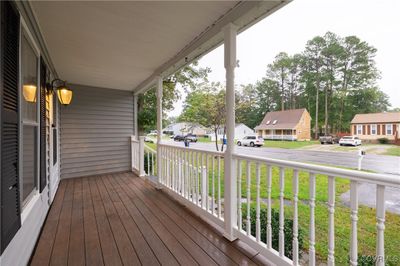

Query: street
[165,140,400,175]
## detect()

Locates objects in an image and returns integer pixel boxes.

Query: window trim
[370,124,377,135]
[386,124,393,135]
[356,124,363,135]
[19,18,41,209]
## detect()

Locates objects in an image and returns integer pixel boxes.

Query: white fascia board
[133,0,291,95]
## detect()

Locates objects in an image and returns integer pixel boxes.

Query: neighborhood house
[255,108,311,141]
[210,123,254,141]
[350,112,400,144]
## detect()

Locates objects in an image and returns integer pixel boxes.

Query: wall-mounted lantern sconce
[23,84,37,103]
[47,78,73,106]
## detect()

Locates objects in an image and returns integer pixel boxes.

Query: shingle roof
[351,112,400,124]
[255,108,307,130]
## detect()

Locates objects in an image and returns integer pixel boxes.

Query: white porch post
[223,23,238,241]
[156,76,163,187]
[134,94,138,139]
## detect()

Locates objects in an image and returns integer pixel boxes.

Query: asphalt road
[165,140,400,175]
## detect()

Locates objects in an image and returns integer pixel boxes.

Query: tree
[303,36,325,138]
[138,62,210,133]
[179,83,226,151]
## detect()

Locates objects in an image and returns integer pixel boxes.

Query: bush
[242,207,305,260]
[377,138,389,144]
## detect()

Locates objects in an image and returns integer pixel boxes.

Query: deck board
[30,172,267,265]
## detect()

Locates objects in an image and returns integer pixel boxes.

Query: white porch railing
[144,143,157,177]
[263,134,297,141]
[131,139,399,266]
[131,136,140,173]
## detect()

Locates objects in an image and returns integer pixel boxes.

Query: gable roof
[351,112,400,124]
[255,108,307,130]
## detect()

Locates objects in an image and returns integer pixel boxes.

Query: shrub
[377,138,389,144]
[242,207,305,260]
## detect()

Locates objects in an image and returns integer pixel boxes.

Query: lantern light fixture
[48,78,73,106]
[22,84,37,103]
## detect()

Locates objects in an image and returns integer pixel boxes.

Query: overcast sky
[170,0,399,117]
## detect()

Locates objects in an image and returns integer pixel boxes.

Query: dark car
[319,135,339,144]
[184,134,198,142]
[173,135,185,141]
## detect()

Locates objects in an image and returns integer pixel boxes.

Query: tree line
[139,32,392,138]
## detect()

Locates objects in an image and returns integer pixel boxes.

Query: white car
[237,136,264,147]
[339,136,362,146]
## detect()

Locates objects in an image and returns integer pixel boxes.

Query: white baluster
[256,163,261,242]
[218,156,222,218]
[309,173,316,266]
[246,161,251,236]
[205,154,209,212]
[266,165,272,249]
[279,167,285,257]
[293,169,299,265]
[147,151,150,175]
[196,152,200,206]
[151,152,154,176]
[376,185,385,266]
[349,180,359,266]
[238,160,242,230]
[212,155,215,215]
[327,176,335,266]
[201,154,206,209]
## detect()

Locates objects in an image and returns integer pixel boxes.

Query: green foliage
[234,32,389,136]
[138,62,210,133]
[242,207,305,260]
[377,138,389,144]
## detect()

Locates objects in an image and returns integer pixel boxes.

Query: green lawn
[203,161,400,265]
[263,140,319,149]
[383,146,400,156]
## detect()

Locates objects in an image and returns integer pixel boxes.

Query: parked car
[185,134,198,142]
[144,136,154,143]
[147,130,158,136]
[173,135,185,141]
[339,136,362,146]
[319,135,339,144]
[237,135,264,147]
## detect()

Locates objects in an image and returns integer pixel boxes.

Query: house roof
[28,1,288,93]
[351,112,400,124]
[255,108,307,130]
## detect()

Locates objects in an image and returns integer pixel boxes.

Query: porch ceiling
[30,1,288,92]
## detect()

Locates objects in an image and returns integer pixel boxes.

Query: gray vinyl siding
[60,84,133,179]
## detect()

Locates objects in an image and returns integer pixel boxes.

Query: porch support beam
[133,94,138,139]
[156,76,163,187]
[223,23,238,241]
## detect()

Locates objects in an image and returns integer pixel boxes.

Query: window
[20,29,39,206]
[266,120,270,125]
[386,124,393,135]
[371,124,377,135]
[273,120,277,125]
[356,125,362,135]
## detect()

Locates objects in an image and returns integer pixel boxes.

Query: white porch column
[156,76,163,187]
[223,23,238,241]
[134,94,138,139]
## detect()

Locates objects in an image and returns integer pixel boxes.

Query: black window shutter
[0,1,21,254]
[39,58,47,192]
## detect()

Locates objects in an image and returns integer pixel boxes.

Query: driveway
[166,140,400,175]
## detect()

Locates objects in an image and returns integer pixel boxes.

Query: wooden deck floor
[30,172,269,266]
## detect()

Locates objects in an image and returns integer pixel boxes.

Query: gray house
[0,1,396,266]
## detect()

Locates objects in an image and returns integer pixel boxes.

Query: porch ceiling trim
[133,0,290,95]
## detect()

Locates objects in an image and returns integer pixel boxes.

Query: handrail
[233,153,400,188]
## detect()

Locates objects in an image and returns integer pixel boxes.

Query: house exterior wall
[295,110,311,141]
[351,123,399,143]
[60,84,134,179]
[235,124,254,140]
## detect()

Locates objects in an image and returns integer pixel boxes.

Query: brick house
[255,108,311,141]
[350,112,400,143]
